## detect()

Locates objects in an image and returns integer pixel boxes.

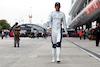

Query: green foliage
[0,20,11,31]
[0,25,2,30]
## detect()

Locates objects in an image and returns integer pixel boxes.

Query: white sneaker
[57,55,60,63]
[52,58,56,62]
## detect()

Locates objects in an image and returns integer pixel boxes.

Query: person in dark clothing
[43,29,47,39]
[12,22,20,47]
[5,30,8,38]
[94,23,100,47]
[2,30,4,39]
[83,30,86,40]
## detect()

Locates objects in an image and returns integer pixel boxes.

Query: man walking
[48,2,69,63]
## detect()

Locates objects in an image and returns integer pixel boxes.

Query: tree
[0,20,11,31]
[0,25,2,30]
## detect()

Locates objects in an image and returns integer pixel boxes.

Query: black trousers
[80,36,82,40]
[96,34,100,46]
[2,35,4,39]
[83,35,86,40]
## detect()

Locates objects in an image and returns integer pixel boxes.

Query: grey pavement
[66,38,100,55]
[0,37,100,67]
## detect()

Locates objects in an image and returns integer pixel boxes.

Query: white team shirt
[48,11,68,34]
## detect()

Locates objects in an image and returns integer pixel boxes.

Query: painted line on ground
[66,39,100,62]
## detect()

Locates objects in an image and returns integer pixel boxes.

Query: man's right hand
[66,33,69,37]
[48,29,50,34]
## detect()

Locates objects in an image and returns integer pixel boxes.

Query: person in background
[83,30,86,40]
[79,30,82,40]
[5,30,8,38]
[36,31,39,39]
[2,30,4,39]
[12,22,20,47]
[94,23,100,47]
[43,29,47,39]
[32,32,35,38]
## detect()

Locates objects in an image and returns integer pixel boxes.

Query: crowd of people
[30,31,47,39]
[78,23,100,47]
[1,30,9,39]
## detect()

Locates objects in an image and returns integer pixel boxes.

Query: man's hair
[55,2,60,6]
[15,22,18,25]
